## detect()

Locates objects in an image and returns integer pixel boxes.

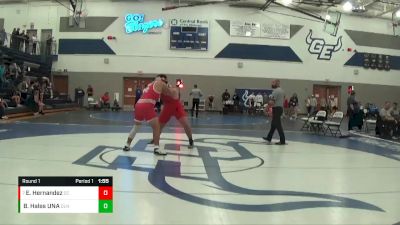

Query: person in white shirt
[189,84,203,118]
[305,96,311,116]
[255,93,263,107]
[310,95,317,115]
[247,92,256,115]
[32,34,38,55]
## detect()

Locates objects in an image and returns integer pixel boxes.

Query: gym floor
[0,110,399,225]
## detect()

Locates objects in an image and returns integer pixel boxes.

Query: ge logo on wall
[306,29,342,60]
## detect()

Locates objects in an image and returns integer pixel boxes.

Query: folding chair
[309,110,327,134]
[324,111,344,136]
[363,109,377,133]
[300,114,312,131]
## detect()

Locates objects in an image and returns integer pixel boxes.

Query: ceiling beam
[260,0,274,10]
[362,0,378,7]
[375,4,399,16]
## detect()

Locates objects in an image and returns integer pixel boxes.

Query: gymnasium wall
[0,0,399,108]
[66,72,400,111]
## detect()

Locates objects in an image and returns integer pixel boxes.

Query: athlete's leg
[177,116,194,148]
[123,121,142,151]
[148,117,166,155]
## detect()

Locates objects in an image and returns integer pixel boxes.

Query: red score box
[99,186,113,200]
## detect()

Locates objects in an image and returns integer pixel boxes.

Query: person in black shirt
[222,89,230,102]
[289,93,299,120]
[75,87,85,107]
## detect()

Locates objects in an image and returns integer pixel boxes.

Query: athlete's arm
[168,87,179,99]
[154,80,174,96]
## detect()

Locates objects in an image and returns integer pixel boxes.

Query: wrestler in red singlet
[134,82,160,122]
[159,93,186,124]
[123,74,171,155]
[155,86,193,148]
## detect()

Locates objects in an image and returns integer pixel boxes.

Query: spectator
[189,84,203,118]
[328,96,337,113]
[9,90,21,107]
[391,102,399,117]
[74,86,85,107]
[391,103,400,139]
[9,63,21,80]
[378,102,398,139]
[46,35,53,55]
[87,85,94,97]
[0,56,6,85]
[380,102,395,121]
[10,28,17,49]
[36,88,45,115]
[233,93,239,106]
[26,87,43,115]
[208,95,214,110]
[222,89,230,102]
[310,95,317,115]
[11,28,17,49]
[27,33,33,54]
[24,32,29,53]
[347,91,362,131]
[248,92,256,115]
[232,93,240,112]
[112,99,121,112]
[320,98,327,111]
[135,85,142,105]
[32,34,38,55]
[0,28,7,47]
[101,92,110,108]
[305,96,311,116]
[19,30,26,51]
[330,106,338,118]
[0,97,8,119]
[255,92,264,108]
[289,93,298,120]
[283,96,289,118]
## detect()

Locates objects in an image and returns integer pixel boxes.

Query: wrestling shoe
[154,147,167,155]
[188,139,194,149]
[123,146,130,151]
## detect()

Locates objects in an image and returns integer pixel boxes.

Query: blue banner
[235,88,272,107]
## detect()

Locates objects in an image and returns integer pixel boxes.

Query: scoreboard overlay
[18,176,113,213]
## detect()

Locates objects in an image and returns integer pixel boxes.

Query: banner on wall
[230,21,290,40]
[235,88,272,108]
[261,24,290,39]
[230,21,261,37]
[170,19,209,51]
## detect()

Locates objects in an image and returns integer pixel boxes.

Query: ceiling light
[396,10,400,18]
[343,1,353,11]
[325,14,331,20]
[282,0,293,6]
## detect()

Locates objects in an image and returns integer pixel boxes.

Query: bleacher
[1,36,77,120]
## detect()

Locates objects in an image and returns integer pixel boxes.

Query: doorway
[40,29,52,55]
[313,85,341,110]
[52,75,69,96]
[123,77,153,107]
[26,29,38,54]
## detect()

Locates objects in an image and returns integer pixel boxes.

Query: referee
[190,84,203,118]
[263,79,286,145]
